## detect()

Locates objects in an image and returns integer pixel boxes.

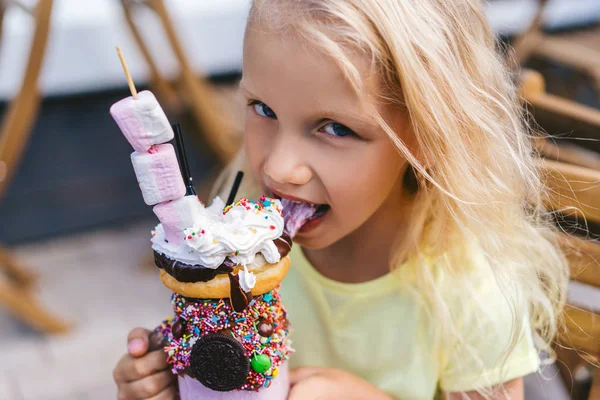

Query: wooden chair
[0,0,69,333]
[519,69,600,170]
[539,158,600,400]
[592,375,600,400]
[513,0,600,94]
[118,0,242,163]
[520,65,600,398]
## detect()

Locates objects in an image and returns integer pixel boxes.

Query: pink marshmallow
[110,90,173,152]
[153,195,206,244]
[130,144,186,205]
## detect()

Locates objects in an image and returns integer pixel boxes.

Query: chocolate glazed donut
[154,232,292,282]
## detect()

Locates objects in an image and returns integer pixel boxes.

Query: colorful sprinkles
[222,196,284,217]
[158,287,292,391]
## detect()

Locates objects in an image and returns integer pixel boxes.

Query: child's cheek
[244,118,271,175]
[331,156,403,230]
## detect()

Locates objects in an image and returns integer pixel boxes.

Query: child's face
[242,26,412,249]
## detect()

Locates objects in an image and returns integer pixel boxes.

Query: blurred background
[0,0,599,399]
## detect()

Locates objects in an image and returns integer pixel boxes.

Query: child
[113,0,568,398]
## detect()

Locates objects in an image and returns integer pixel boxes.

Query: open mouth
[270,194,331,238]
[311,203,331,219]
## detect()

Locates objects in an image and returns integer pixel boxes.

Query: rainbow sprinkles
[158,288,292,391]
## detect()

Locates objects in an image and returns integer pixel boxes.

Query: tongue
[281,199,317,238]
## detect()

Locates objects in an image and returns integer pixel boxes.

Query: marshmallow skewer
[111,47,185,206]
[111,91,175,153]
[111,48,174,152]
[116,46,138,99]
[131,144,186,205]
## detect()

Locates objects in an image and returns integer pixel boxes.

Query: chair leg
[0,279,70,334]
[592,69,600,100]
[512,0,550,64]
[556,345,593,400]
[0,243,37,287]
[150,0,240,163]
[589,370,600,400]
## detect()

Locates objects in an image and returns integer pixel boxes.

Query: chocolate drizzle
[154,251,234,282]
[228,272,253,312]
[275,232,292,257]
[154,233,292,283]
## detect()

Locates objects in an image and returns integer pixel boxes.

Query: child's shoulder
[413,239,523,319]
[428,240,540,390]
[432,239,528,330]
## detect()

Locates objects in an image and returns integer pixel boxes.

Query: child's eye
[250,101,277,119]
[320,122,356,138]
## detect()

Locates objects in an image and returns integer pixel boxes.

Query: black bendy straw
[226,171,244,207]
[172,123,196,196]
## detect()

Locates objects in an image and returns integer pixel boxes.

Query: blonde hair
[217,0,569,395]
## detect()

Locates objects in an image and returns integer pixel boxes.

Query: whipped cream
[238,266,256,292]
[152,196,285,269]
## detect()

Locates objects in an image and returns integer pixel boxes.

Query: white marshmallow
[130,144,186,205]
[110,90,173,152]
[153,195,206,244]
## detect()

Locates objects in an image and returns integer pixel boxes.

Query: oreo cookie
[189,333,250,391]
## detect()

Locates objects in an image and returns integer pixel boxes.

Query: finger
[114,353,132,384]
[147,383,179,400]
[119,370,175,400]
[289,367,321,385]
[114,350,170,383]
[128,327,151,357]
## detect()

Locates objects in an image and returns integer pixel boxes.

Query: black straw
[172,123,196,196]
[226,171,244,207]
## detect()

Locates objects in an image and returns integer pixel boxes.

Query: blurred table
[1,0,600,100]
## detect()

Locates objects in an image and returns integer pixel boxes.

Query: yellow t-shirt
[280,245,540,400]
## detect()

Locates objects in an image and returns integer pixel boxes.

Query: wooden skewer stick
[116,46,138,99]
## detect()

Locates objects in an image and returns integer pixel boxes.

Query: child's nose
[263,133,312,186]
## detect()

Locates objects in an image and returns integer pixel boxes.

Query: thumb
[127,327,151,357]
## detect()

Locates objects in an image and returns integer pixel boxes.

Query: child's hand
[113,327,178,400]
[288,367,394,400]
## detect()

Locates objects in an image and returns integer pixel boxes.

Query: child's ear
[403,164,420,195]
[402,163,431,194]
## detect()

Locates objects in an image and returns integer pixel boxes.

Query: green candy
[251,354,271,373]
